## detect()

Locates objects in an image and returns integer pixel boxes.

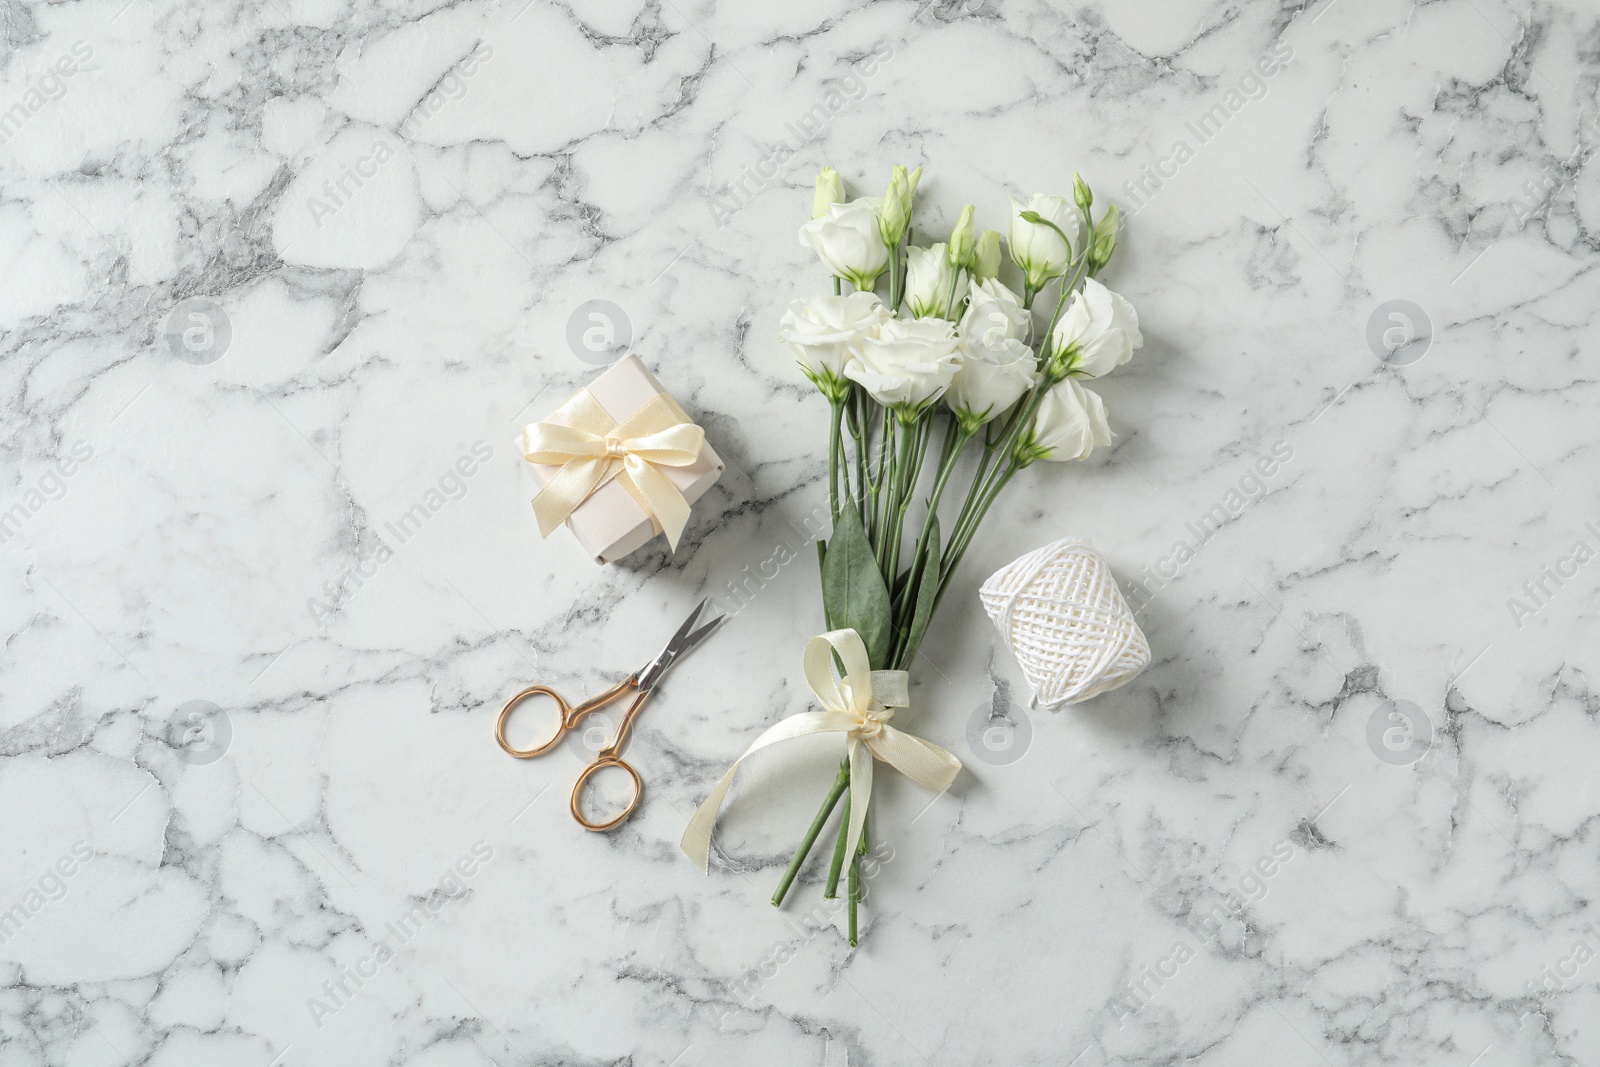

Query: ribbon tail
[681,760,742,873]
[866,726,963,793]
[530,457,613,538]
[624,456,692,550]
[842,737,874,868]
[680,711,859,871]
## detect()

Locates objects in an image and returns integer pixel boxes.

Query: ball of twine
[979,537,1151,709]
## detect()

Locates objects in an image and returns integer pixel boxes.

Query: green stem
[858,402,872,525]
[824,778,850,899]
[882,411,925,584]
[940,264,965,321]
[848,387,870,522]
[847,852,860,946]
[936,395,1043,615]
[949,348,1059,553]
[1038,253,1092,367]
[772,762,850,907]
[889,418,973,666]
[870,406,896,547]
[887,236,904,312]
[828,396,844,519]
[873,412,898,566]
[934,463,1019,613]
[847,811,868,946]
[950,394,1036,555]
[943,433,1004,570]
[993,373,1056,473]
[908,417,969,578]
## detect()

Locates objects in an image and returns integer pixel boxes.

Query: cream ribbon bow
[681,628,963,871]
[521,390,705,550]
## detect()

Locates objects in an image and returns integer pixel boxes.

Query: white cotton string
[979,537,1151,709]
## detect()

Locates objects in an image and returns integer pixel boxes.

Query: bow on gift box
[681,628,962,871]
[521,391,706,550]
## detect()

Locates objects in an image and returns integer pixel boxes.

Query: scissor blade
[662,597,712,654]
[637,598,725,690]
[677,611,725,655]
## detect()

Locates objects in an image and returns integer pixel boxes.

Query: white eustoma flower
[905,243,964,320]
[799,199,890,290]
[777,292,891,393]
[1049,278,1143,378]
[959,278,1031,345]
[946,279,1035,425]
[845,316,962,410]
[946,336,1035,427]
[1008,193,1080,289]
[1023,379,1112,462]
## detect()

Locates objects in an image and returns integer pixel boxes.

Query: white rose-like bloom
[905,243,963,320]
[1008,194,1080,289]
[1024,379,1112,462]
[798,199,889,290]
[946,333,1035,427]
[845,316,962,410]
[1049,278,1143,378]
[777,292,891,390]
[959,278,1031,345]
[946,279,1035,425]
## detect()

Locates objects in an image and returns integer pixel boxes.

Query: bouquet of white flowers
[684,166,1142,945]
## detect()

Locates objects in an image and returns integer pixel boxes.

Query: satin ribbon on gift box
[521,390,706,550]
[681,628,962,871]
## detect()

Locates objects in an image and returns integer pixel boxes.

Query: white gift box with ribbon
[521,354,724,564]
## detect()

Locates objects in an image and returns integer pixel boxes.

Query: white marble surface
[4,0,1600,1064]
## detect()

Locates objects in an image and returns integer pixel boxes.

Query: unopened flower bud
[812,167,845,219]
[946,204,977,270]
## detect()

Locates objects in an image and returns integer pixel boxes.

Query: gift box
[522,354,723,564]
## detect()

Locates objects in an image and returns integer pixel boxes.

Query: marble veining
[2,0,1599,1064]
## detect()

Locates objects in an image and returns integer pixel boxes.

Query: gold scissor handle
[496,679,653,831]
[495,678,634,759]
[570,755,644,831]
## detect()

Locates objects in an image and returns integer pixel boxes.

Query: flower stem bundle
[773,167,1144,943]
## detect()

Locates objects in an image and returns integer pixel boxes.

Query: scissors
[495,598,724,831]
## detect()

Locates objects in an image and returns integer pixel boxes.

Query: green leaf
[821,503,893,667]
[902,517,942,667]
